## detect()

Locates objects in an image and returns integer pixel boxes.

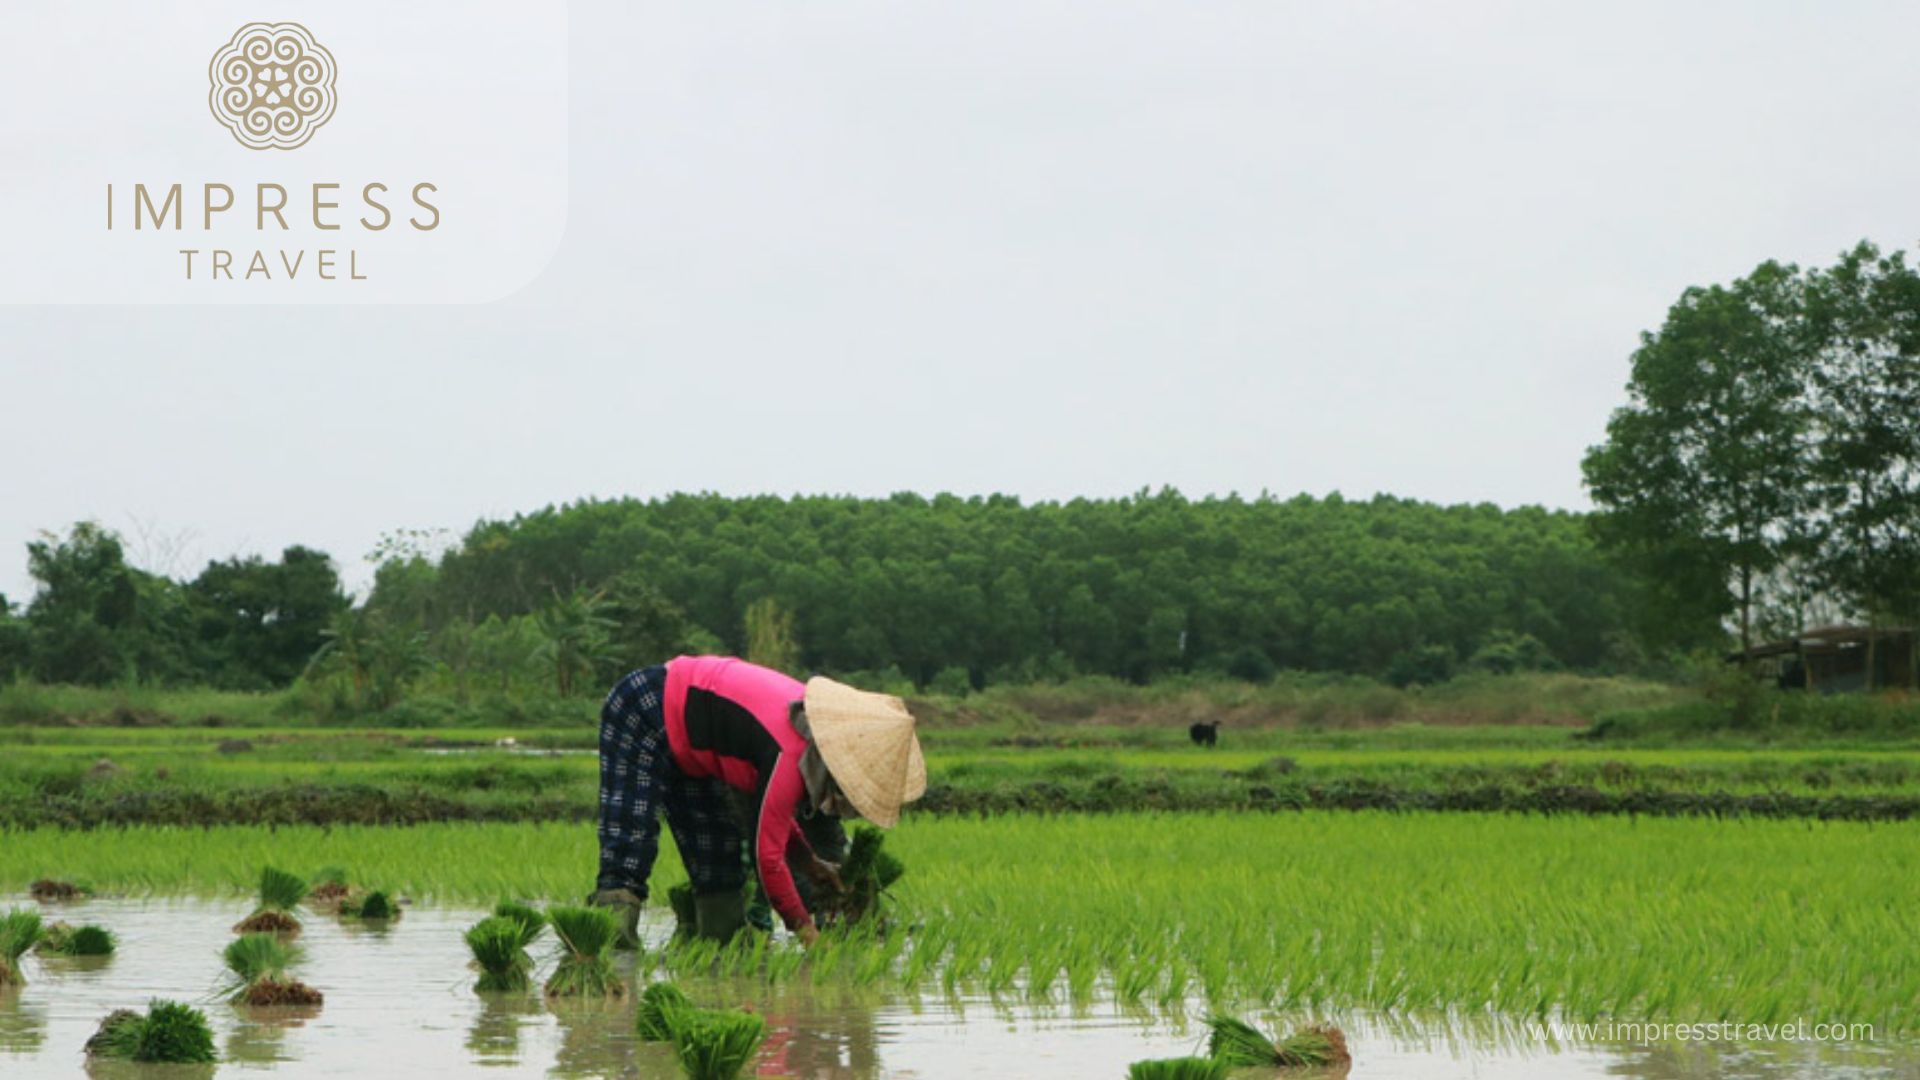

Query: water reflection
[224,1004,322,1065]
[0,985,48,1056]
[467,993,543,1065]
[548,995,637,1079]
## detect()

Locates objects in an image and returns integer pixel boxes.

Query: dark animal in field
[1189,721,1220,747]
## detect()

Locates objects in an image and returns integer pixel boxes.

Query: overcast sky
[5,0,1918,600]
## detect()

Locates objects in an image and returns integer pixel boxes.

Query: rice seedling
[466,916,535,992]
[234,865,308,935]
[339,889,399,920]
[308,866,351,910]
[28,878,88,902]
[543,906,624,998]
[818,826,905,926]
[635,980,693,1041]
[668,1006,767,1080]
[0,908,43,985]
[493,899,546,946]
[1127,1057,1229,1080]
[85,999,217,1063]
[1205,1014,1350,1069]
[223,932,323,1006]
[35,921,115,957]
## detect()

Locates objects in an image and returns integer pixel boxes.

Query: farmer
[587,655,926,947]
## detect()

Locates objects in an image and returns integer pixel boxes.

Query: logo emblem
[208,23,338,150]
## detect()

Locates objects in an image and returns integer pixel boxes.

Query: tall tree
[1583,262,1815,659]
[1801,243,1920,685]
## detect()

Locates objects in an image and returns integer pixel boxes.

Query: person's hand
[796,921,820,948]
[806,856,845,895]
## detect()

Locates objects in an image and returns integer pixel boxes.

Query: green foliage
[1586,243,1920,660]
[1127,1057,1229,1080]
[543,905,622,997]
[420,490,1641,684]
[668,1007,768,1080]
[743,597,800,676]
[0,907,43,984]
[531,591,617,698]
[257,865,309,912]
[186,547,348,690]
[635,981,693,1041]
[465,916,534,992]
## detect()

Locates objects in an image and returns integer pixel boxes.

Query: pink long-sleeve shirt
[662,655,816,930]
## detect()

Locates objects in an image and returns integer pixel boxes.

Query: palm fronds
[669,1007,767,1080]
[543,906,623,998]
[635,981,693,1041]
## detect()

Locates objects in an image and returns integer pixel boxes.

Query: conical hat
[802,676,927,827]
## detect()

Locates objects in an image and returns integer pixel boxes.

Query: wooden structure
[1728,624,1917,693]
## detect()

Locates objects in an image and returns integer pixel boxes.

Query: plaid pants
[596,666,746,896]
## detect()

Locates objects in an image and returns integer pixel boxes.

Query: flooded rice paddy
[0,898,1909,1078]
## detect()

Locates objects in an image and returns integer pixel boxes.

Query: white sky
[5,0,1920,600]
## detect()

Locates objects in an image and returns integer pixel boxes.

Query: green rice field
[5,812,1915,1033]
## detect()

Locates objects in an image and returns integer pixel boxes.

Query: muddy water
[0,899,1908,1079]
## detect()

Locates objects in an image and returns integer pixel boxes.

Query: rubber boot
[587,888,644,951]
[693,889,748,943]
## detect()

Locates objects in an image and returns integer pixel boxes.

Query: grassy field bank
[7,723,1920,827]
[0,672,1681,731]
[3,813,1912,1032]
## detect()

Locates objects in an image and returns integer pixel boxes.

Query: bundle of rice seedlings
[85,999,217,1063]
[340,890,399,920]
[36,921,115,957]
[0,908,44,985]
[1205,1014,1350,1069]
[466,917,535,993]
[234,866,308,935]
[823,826,905,924]
[543,906,624,998]
[308,867,351,910]
[634,981,693,1041]
[29,879,88,902]
[668,1007,767,1080]
[493,900,546,947]
[1126,1057,1229,1080]
[223,933,323,1006]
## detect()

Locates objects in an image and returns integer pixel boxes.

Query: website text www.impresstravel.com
[1525,1020,1875,1045]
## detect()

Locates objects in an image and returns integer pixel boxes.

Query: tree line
[0,491,1639,699]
